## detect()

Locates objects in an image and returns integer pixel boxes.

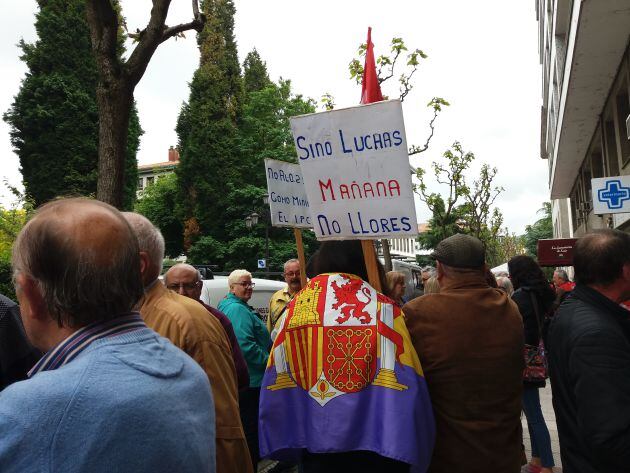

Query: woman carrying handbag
[508,255,556,473]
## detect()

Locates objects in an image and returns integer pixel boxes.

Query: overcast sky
[0,0,549,234]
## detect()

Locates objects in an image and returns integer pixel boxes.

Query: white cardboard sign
[264,158,312,228]
[290,100,418,240]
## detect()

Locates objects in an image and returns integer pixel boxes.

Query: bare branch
[161,19,204,43]
[409,107,438,156]
[126,0,204,86]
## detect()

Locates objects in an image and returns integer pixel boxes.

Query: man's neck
[589,282,624,304]
[39,325,78,353]
[144,278,160,291]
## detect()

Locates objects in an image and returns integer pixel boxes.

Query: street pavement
[522,384,563,471]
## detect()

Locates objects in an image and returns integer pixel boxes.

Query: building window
[604,118,620,176]
[616,87,630,167]
[591,151,604,178]
[137,178,143,190]
[146,176,155,187]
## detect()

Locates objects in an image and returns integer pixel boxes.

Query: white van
[200,276,285,323]
[386,259,424,300]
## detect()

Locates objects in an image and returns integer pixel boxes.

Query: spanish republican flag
[258,273,435,471]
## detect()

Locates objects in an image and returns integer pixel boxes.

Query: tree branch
[409,107,438,156]
[126,0,203,86]
[85,0,121,81]
[161,19,204,43]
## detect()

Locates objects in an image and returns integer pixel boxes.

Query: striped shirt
[28,313,147,377]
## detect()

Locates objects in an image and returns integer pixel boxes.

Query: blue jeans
[522,387,555,467]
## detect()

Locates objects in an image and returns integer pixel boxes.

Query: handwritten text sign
[290,100,418,240]
[264,158,312,228]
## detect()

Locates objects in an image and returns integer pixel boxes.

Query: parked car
[200,276,285,323]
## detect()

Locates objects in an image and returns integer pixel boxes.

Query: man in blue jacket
[548,229,630,472]
[0,198,216,473]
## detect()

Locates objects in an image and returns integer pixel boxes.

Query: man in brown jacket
[403,234,524,473]
[123,213,253,473]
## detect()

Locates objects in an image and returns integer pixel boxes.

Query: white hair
[284,259,299,272]
[121,212,165,279]
[228,269,252,288]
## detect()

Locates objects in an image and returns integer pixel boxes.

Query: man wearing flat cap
[403,234,524,473]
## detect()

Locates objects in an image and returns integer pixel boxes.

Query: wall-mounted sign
[290,100,418,241]
[592,176,630,214]
[537,238,578,267]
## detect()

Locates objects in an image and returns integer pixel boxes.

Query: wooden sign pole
[361,240,382,292]
[294,228,308,288]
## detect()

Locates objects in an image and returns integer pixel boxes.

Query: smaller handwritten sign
[537,238,578,267]
[264,158,312,228]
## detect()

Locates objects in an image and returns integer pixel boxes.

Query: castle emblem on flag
[266,273,407,406]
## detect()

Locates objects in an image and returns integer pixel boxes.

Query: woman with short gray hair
[218,269,270,468]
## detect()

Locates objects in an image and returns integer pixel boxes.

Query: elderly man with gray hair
[268,258,303,334]
[0,198,215,473]
[164,263,249,391]
[403,233,524,472]
[122,212,253,473]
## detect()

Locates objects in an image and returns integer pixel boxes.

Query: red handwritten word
[319,179,401,202]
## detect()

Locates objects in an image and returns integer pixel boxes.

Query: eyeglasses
[166,282,200,292]
[284,271,300,277]
[236,282,255,288]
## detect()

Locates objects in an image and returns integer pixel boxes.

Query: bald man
[165,264,249,391]
[0,198,215,473]
[123,213,253,473]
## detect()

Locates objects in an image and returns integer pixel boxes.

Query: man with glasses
[164,264,249,391]
[268,259,303,335]
[123,213,252,473]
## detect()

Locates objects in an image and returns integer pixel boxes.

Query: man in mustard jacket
[123,213,253,473]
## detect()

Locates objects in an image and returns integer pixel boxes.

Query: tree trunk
[381,238,393,272]
[95,81,133,208]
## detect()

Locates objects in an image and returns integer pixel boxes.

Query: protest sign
[264,158,312,228]
[290,100,418,241]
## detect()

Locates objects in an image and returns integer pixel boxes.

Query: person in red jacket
[552,269,575,294]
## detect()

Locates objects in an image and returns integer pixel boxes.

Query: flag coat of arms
[259,273,435,471]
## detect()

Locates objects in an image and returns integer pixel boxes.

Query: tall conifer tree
[176,0,243,245]
[3,0,141,208]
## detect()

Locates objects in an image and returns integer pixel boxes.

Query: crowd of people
[1,197,629,473]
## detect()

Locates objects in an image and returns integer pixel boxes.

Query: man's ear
[16,273,48,322]
[436,261,444,279]
[139,251,149,276]
[622,262,630,282]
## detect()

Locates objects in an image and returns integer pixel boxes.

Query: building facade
[537,0,630,237]
[137,146,180,195]
[386,223,430,262]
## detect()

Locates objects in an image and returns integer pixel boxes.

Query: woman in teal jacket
[218,269,271,468]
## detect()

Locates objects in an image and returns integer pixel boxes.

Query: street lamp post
[244,194,270,275]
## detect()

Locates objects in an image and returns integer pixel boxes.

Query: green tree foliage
[415,141,509,266]
[176,0,243,244]
[180,21,318,271]
[134,174,183,258]
[3,0,141,209]
[523,202,553,258]
[243,49,271,93]
[0,184,34,299]
[346,36,449,156]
